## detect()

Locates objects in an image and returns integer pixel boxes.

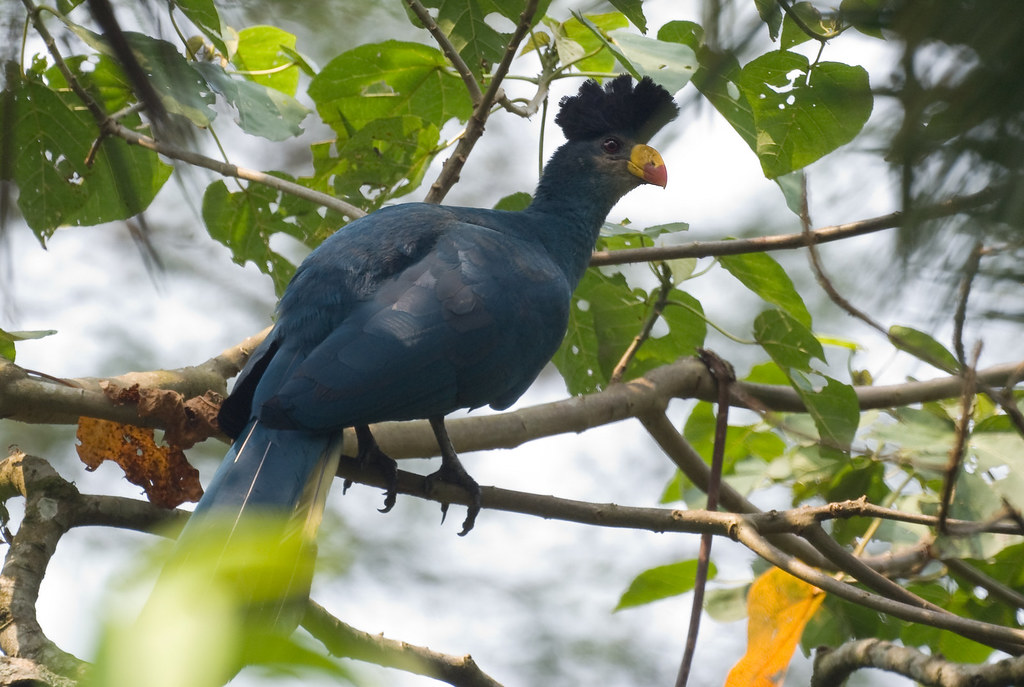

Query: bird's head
[554,76,678,192]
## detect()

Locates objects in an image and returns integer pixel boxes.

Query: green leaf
[6,78,91,236]
[630,290,707,378]
[614,560,715,611]
[493,191,532,211]
[658,22,758,153]
[193,62,308,141]
[231,26,300,96]
[888,325,959,374]
[574,15,696,92]
[64,29,219,126]
[607,0,647,32]
[418,0,540,77]
[753,309,824,372]
[5,78,171,239]
[737,52,873,178]
[309,41,473,137]
[559,13,629,74]
[607,30,698,92]
[720,252,811,327]
[202,177,324,295]
[309,116,441,208]
[552,270,647,395]
[797,376,860,453]
[175,0,228,54]
[754,0,784,40]
[0,329,56,362]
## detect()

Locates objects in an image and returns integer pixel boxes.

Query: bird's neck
[525,154,623,288]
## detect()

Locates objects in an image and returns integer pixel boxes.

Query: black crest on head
[555,75,679,144]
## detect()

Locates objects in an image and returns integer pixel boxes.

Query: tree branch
[733,521,1024,654]
[303,601,504,687]
[424,0,539,203]
[588,188,997,267]
[404,0,482,105]
[0,450,89,680]
[812,638,1024,687]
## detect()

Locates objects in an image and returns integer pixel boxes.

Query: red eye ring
[601,137,621,154]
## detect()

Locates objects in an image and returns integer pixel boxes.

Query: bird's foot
[343,426,399,513]
[424,458,481,536]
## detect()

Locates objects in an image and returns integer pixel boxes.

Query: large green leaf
[174,0,228,54]
[66,27,217,126]
[888,325,959,374]
[556,13,629,74]
[614,560,715,611]
[796,376,860,453]
[737,51,872,178]
[309,41,473,138]
[417,0,540,77]
[231,26,301,96]
[202,177,323,295]
[193,62,308,141]
[753,309,824,372]
[574,15,696,92]
[720,252,812,327]
[309,116,441,208]
[657,22,758,152]
[552,270,647,395]
[5,78,171,240]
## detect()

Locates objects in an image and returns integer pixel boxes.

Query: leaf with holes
[309,41,472,137]
[552,270,648,395]
[737,51,872,178]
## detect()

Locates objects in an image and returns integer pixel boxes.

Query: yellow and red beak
[628,144,668,188]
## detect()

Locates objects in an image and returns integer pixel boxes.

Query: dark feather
[555,75,679,143]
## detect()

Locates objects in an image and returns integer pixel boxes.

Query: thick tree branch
[812,638,1024,687]
[303,601,504,687]
[0,450,89,680]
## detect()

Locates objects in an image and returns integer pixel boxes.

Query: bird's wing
[256,222,571,432]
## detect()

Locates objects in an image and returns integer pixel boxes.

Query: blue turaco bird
[175,75,677,616]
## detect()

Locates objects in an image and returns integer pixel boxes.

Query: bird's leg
[424,416,482,535]
[342,425,399,513]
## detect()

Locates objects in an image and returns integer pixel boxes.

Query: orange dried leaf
[725,567,825,687]
[76,417,203,508]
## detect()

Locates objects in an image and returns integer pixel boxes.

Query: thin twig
[424,0,539,203]
[404,0,482,105]
[733,521,1024,655]
[938,342,980,532]
[589,188,998,267]
[610,265,672,384]
[304,601,504,687]
[676,351,734,687]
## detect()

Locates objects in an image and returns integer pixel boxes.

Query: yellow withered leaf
[725,567,825,686]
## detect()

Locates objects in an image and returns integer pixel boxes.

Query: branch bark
[303,601,504,687]
[812,638,1024,687]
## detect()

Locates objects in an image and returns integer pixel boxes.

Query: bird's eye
[601,137,621,154]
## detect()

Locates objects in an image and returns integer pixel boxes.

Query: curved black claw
[424,459,482,536]
[349,425,399,513]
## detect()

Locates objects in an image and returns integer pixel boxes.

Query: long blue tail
[187,419,341,537]
[167,419,343,627]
